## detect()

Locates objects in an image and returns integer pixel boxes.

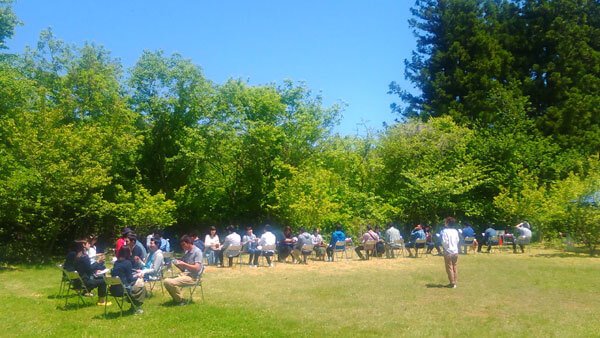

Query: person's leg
[216,250,223,266]
[519,243,525,253]
[355,246,365,259]
[477,241,483,252]
[248,252,254,265]
[228,256,233,267]
[406,243,413,257]
[326,246,333,261]
[444,254,453,285]
[513,240,517,253]
[163,274,195,303]
[265,254,272,265]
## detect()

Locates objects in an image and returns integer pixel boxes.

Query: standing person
[442,217,460,288]
[163,235,203,305]
[204,226,222,266]
[326,225,346,262]
[242,226,260,267]
[513,221,532,253]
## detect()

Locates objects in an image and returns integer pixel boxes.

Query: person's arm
[175,260,200,273]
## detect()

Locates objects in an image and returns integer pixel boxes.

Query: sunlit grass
[1,247,599,337]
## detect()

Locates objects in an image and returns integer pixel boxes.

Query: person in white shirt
[217,225,242,267]
[441,217,460,288]
[204,226,222,266]
[87,235,98,264]
[258,224,276,267]
[513,221,532,253]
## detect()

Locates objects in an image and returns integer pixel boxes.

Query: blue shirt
[135,240,147,258]
[462,227,475,238]
[329,231,346,248]
[410,229,425,241]
[160,238,170,252]
[484,227,497,241]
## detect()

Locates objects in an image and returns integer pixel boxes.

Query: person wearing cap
[405,224,426,258]
[116,227,132,259]
[164,235,204,305]
[513,221,532,253]
[442,217,460,288]
[217,225,242,267]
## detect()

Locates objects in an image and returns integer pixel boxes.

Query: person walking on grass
[442,217,460,288]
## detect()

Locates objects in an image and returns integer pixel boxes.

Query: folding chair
[56,264,69,299]
[517,236,531,253]
[180,266,205,303]
[145,263,165,297]
[333,241,348,261]
[414,238,427,257]
[299,244,314,263]
[462,237,476,254]
[487,236,499,253]
[162,252,175,276]
[260,244,277,267]
[103,276,138,317]
[362,240,378,260]
[388,239,405,258]
[223,244,243,268]
[62,270,89,309]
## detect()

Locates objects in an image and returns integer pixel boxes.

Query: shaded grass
[1,247,599,337]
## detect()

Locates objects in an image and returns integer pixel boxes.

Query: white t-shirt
[442,228,460,255]
[205,234,220,248]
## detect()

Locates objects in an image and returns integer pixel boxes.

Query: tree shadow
[0,266,19,273]
[425,283,449,288]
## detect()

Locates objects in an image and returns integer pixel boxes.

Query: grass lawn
[1,247,599,337]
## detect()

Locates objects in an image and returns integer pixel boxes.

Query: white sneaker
[269,263,274,267]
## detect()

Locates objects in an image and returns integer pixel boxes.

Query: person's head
[264,224,272,233]
[209,226,217,237]
[375,226,380,232]
[313,227,319,234]
[189,231,199,241]
[227,225,235,234]
[149,237,161,252]
[335,225,342,232]
[118,246,131,260]
[299,227,305,234]
[414,224,422,230]
[121,227,132,238]
[153,230,163,239]
[246,226,253,235]
[126,233,137,247]
[386,223,393,229]
[366,225,373,231]
[445,217,457,228]
[74,240,87,255]
[284,225,292,235]
[464,222,472,228]
[180,234,194,251]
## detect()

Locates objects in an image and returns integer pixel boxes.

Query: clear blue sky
[6,0,417,136]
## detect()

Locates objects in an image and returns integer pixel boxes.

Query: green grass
[1,247,599,337]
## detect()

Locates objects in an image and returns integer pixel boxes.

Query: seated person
[204,226,222,266]
[258,225,277,267]
[242,226,260,267]
[134,237,164,280]
[292,227,313,264]
[164,235,203,305]
[424,225,442,255]
[154,230,171,253]
[190,231,205,253]
[312,228,326,260]
[384,223,403,258]
[72,241,111,306]
[406,225,426,257]
[91,253,107,273]
[355,225,380,260]
[217,225,241,267]
[115,227,132,260]
[111,246,145,309]
[460,222,476,254]
[125,233,145,269]
[87,234,98,264]
[513,221,532,253]
[63,240,80,272]
[478,224,499,252]
[326,225,346,262]
[278,225,295,263]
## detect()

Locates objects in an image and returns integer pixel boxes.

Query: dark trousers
[247,249,260,265]
[278,246,292,261]
[84,278,107,298]
[478,240,498,252]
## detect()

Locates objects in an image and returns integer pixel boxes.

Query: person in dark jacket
[72,241,111,306]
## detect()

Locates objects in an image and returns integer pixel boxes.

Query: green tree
[0,0,20,50]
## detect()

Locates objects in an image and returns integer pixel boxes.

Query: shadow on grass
[0,266,19,273]
[425,283,449,288]
[92,307,137,320]
[534,252,596,258]
[57,301,96,311]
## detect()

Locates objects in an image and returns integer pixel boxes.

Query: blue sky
[6,0,417,136]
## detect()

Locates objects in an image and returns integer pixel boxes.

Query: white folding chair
[103,276,138,317]
[362,240,378,260]
[56,264,69,299]
[298,244,314,263]
[333,241,347,261]
[388,239,405,258]
[223,244,243,268]
[488,236,499,253]
[145,262,165,297]
[162,252,175,277]
[62,270,90,309]
[463,237,475,254]
[260,244,276,267]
